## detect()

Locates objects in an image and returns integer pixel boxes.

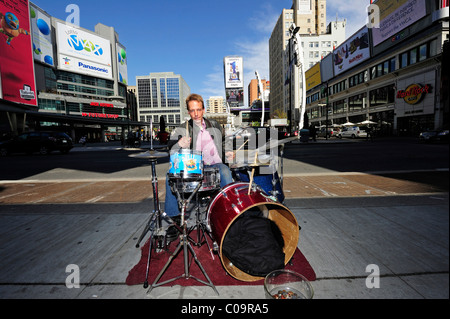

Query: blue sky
[31,0,369,105]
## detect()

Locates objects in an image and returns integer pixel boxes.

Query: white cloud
[327,0,370,37]
[200,3,279,105]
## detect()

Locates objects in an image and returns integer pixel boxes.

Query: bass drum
[207,182,299,282]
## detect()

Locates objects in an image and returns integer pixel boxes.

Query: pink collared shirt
[195,120,222,165]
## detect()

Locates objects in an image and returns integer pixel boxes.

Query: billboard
[372,0,427,47]
[333,27,370,76]
[0,0,37,106]
[305,62,321,90]
[224,56,243,89]
[56,21,112,80]
[320,53,334,82]
[30,3,54,67]
[225,88,244,108]
[116,43,128,85]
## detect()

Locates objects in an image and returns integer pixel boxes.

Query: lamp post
[319,82,329,140]
[288,23,306,133]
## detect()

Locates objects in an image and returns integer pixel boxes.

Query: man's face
[187,100,204,123]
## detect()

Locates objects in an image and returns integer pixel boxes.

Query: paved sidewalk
[0,188,448,301]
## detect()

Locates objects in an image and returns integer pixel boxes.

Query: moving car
[0,131,73,156]
[336,126,367,139]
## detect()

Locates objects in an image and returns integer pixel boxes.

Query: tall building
[0,1,142,142]
[206,96,226,114]
[248,79,270,106]
[269,0,334,126]
[305,0,449,136]
[136,72,190,131]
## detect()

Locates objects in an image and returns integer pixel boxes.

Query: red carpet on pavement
[126,232,316,286]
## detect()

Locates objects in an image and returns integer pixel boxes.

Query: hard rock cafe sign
[396,83,431,105]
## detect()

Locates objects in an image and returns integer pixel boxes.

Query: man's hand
[225,151,235,163]
[178,136,191,148]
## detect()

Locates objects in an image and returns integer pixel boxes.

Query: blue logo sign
[67,34,104,56]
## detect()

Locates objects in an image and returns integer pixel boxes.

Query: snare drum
[174,167,220,194]
[168,149,203,180]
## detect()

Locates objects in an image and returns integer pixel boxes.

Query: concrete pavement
[0,138,448,302]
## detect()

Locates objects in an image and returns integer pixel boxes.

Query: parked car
[337,126,367,139]
[317,127,339,138]
[419,129,449,143]
[0,131,73,156]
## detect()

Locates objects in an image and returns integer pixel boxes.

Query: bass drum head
[207,183,299,282]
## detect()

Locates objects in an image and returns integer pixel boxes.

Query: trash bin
[299,129,310,143]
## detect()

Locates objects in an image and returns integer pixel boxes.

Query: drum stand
[147,182,219,296]
[189,192,215,254]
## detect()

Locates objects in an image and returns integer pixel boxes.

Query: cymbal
[257,136,297,151]
[129,150,169,159]
[230,161,271,169]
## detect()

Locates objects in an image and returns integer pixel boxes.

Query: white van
[337,126,367,139]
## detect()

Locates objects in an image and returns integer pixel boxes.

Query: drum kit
[129,137,298,295]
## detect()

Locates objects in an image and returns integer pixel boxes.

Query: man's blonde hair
[185,93,204,110]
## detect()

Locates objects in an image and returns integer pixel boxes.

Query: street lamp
[288,23,306,133]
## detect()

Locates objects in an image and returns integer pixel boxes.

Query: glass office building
[136,72,190,131]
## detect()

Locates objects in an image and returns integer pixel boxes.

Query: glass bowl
[264,269,314,299]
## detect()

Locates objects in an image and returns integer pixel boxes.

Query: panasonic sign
[78,62,109,74]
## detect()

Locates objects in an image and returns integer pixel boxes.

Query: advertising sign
[396,83,431,105]
[0,0,37,106]
[224,56,243,89]
[30,3,54,66]
[305,62,321,90]
[57,54,112,79]
[56,21,112,79]
[372,0,427,47]
[116,43,128,85]
[320,53,334,82]
[225,88,244,108]
[333,27,370,76]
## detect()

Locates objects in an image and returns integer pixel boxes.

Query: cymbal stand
[135,158,164,248]
[135,157,173,289]
[147,182,219,296]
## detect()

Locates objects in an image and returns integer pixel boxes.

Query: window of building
[333,99,346,114]
[369,84,395,107]
[348,93,367,112]
[400,52,409,68]
[419,44,427,61]
[409,47,418,65]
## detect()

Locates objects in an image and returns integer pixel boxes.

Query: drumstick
[248,167,255,195]
[235,140,248,152]
[186,120,189,138]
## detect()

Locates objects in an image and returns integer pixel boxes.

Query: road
[1,137,448,181]
[0,136,448,205]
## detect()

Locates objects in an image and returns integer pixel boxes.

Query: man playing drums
[164,94,234,222]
